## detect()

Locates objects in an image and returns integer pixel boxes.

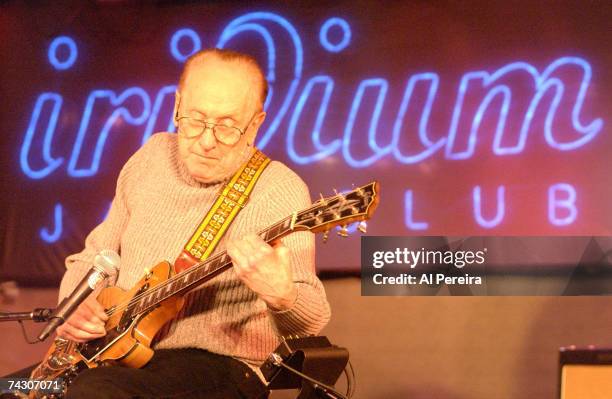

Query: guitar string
[102,193,368,318]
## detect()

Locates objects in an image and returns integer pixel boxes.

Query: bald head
[178,48,268,110]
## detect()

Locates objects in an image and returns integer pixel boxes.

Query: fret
[261,228,273,242]
[222,253,231,266]
[139,297,149,310]
[126,302,138,317]
[191,267,203,280]
[265,224,283,243]
[206,257,218,272]
[150,290,159,304]
[153,291,164,304]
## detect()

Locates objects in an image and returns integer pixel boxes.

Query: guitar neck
[130,215,293,315]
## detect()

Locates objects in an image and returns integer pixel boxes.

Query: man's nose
[196,125,217,151]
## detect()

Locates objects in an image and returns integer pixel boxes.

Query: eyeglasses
[175,113,257,146]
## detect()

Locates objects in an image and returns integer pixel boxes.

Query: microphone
[37,249,120,342]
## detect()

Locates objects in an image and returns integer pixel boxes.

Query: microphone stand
[0,308,54,322]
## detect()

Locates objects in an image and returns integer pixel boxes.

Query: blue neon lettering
[20,93,65,179]
[19,14,603,181]
[548,183,577,226]
[319,17,351,53]
[142,85,177,145]
[392,73,446,163]
[287,76,340,164]
[216,12,304,149]
[17,12,605,246]
[473,186,505,228]
[40,203,63,243]
[170,28,202,63]
[446,58,602,160]
[68,88,151,177]
[342,78,390,168]
[48,36,77,70]
[404,190,429,230]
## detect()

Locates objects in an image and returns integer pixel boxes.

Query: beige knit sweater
[58,133,331,366]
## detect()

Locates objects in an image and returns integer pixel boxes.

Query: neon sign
[16,12,603,240]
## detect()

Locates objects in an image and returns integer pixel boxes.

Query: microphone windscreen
[94,249,121,276]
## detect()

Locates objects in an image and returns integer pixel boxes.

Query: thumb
[275,245,291,266]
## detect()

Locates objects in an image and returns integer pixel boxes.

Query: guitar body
[91,260,185,367]
[29,261,185,398]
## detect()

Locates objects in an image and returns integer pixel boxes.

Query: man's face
[174,58,265,183]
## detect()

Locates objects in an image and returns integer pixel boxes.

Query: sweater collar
[176,155,230,189]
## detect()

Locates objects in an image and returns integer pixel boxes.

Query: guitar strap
[174,148,270,273]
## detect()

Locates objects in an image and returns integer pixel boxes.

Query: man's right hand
[56,295,108,342]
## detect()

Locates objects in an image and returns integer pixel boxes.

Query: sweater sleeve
[263,173,331,336]
[57,137,152,302]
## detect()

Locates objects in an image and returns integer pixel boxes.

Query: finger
[227,241,250,274]
[60,322,105,342]
[67,314,106,335]
[77,302,105,326]
[86,298,109,321]
[247,246,271,266]
[56,325,70,339]
[56,326,81,342]
[245,235,274,263]
[238,234,258,254]
[57,325,94,343]
[74,302,106,327]
[246,234,271,249]
[276,245,291,266]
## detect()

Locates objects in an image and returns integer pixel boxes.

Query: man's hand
[227,233,298,311]
[56,295,108,342]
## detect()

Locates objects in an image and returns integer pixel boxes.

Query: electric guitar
[28,181,379,398]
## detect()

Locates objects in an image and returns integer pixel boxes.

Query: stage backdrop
[1,1,611,285]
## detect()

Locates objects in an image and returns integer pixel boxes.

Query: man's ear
[247,111,266,144]
[253,111,266,130]
[172,91,181,128]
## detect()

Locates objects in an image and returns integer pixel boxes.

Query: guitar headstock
[292,181,380,240]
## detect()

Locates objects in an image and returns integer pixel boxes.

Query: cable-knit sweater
[58,132,331,366]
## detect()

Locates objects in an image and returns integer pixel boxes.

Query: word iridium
[372,248,486,269]
[22,12,602,179]
[20,12,603,242]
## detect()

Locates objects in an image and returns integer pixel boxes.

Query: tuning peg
[322,231,329,243]
[337,225,348,237]
[319,193,327,205]
[358,221,367,233]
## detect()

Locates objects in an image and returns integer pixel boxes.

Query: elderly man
[55,48,331,398]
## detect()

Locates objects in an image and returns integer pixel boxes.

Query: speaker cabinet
[559,348,612,399]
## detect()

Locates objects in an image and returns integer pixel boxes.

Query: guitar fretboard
[128,215,293,317]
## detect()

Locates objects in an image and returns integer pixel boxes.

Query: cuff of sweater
[267,283,327,335]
